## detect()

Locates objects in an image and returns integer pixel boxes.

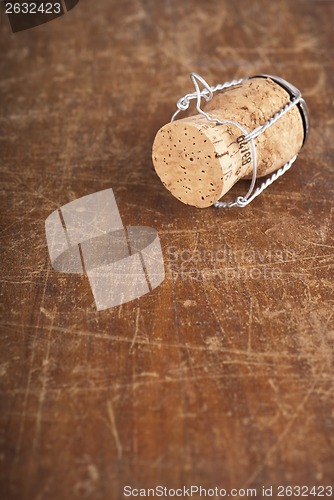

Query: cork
[152,77,306,208]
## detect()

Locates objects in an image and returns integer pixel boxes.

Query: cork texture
[152,77,304,208]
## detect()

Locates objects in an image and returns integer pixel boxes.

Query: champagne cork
[152,75,309,208]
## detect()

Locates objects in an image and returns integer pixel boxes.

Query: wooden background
[1,0,333,498]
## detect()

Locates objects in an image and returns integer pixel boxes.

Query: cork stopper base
[205,78,304,181]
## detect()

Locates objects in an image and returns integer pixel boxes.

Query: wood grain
[0,0,333,499]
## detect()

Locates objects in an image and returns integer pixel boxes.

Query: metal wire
[171,72,302,208]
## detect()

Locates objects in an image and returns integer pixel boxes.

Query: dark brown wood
[1,1,333,499]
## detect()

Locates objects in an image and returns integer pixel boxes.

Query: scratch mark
[13,259,51,465]
[168,230,194,466]
[244,379,318,487]
[3,320,321,361]
[32,307,56,453]
[87,464,99,483]
[107,401,123,460]
[268,379,289,418]
[202,278,229,344]
[248,298,253,353]
[129,307,140,354]
[118,302,123,319]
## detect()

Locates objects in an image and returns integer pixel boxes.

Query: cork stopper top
[152,118,227,207]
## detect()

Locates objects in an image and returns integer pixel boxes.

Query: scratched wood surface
[1,1,334,499]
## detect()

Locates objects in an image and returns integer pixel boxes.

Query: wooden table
[1,1,333,498]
